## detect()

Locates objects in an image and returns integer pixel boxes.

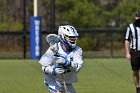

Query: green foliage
[55,0,140,28]
[111,0,140,28]
[0,22,9,31]
[0,0,140,30]
[0,22,23,31]
[56,0,105,28]
[78,35,97,51]
[10,22,23,31]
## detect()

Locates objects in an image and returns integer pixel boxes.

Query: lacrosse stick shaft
[47,34,68,92]
[61,74,68,93]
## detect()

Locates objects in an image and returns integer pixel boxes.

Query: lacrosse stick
[46,34,68,93]
[61,74,68,93]
[46,34,60,46]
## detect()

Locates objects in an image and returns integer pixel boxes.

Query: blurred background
[0,0,140,59]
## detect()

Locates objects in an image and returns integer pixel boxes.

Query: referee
[125,10,140,93]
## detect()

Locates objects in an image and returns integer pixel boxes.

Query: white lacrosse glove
[51,65,65,75]
[55,56,71,67]
[71,62,83,72]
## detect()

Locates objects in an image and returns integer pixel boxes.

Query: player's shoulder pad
[74,45,82,51]
[72,46,82,55]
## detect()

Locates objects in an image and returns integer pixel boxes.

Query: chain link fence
[0,0,126,59]
[0,29,125,59]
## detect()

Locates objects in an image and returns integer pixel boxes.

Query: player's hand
[126,53,131,60]
[55,57,65,64]
[55,56,71,67]
[51,65,65,75]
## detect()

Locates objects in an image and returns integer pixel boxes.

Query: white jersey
[39,42,83,84]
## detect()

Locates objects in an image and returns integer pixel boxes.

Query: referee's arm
[125,27,131,60]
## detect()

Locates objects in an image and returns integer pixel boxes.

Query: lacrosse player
[39,25,83,93]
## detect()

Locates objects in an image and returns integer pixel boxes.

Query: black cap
[135,10,140,17]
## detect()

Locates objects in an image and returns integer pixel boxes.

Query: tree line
[0,0,140,31]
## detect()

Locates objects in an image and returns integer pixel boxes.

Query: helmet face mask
[58,25,78,49]
[65,35,77,43]
[64,35,78,48]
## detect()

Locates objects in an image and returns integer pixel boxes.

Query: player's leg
[136,56,140,93]
[50,91,62,93]
[133,70,140,87]
[62,83,76,93]
[44,79,63,93]
[131,53,140,93]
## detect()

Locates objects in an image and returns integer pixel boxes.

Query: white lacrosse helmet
[58,25,79,49]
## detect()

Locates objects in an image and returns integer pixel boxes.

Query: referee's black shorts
[130,49,140,71]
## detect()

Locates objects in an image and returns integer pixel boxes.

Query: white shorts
[44,80,76,93]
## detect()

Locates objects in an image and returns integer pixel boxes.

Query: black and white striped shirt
[125,23,140,51]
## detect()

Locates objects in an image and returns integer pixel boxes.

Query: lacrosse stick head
[46,34,60,46]
[58,25,78,49]
[46,34,60,53]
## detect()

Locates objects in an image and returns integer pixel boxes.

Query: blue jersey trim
[60,42,71,55]
[48,86,58,92]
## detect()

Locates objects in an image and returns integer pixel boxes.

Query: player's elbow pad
[71,62,83,72]
[42,66,53,74]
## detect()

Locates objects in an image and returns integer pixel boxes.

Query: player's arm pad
[71,61,83,72]
[39,48,55,75]
[71,47,83,72]
[42,66,53,74]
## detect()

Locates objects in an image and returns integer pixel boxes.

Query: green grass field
[0,58,135,93]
